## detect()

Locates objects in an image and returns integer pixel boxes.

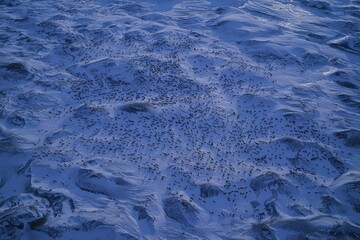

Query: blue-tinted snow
[1,0,360,239]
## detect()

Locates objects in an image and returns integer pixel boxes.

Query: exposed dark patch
[0,128,29,152]
[76,169,108,195]
[200,184,223,198]
[0,194,50,238]
[36,226,61,238]
[82,220,107,231]
[121,102,151,113]
[303,0,331,10]
[338,94,360,109]
[302,52,328,66]
[306,32,327,41]
[320,195,345,214]
[120,3,145,13]
[0,177,5,188]
[0,106,5,119]
[265,200,279,218]
[29,215,48,229]
[106,76,130,86]
[0,0,20,7]
[5,63,28,75]
[328,156,346,173]
[215,7,225,15]
[133,205,154,222]
[251,171,292,193]
[17,158,35,174]
[334,129,360,147]
[32,189,75,216]
[335,80,358,89]
[73,104,108,120]
[277,137,303,150]
[251,223,276,240]
[8,114,26,127]
[163,193,199,226]
[115,177,130,186]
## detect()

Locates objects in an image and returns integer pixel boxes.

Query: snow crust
[1,0,360,239]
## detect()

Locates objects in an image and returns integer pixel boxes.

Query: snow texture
[1,0,360,239]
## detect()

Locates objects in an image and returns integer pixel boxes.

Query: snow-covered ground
[1,0,360,239]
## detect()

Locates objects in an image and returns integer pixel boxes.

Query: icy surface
[1,0,360,239]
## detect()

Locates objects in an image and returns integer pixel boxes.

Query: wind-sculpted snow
[1,0,360,239]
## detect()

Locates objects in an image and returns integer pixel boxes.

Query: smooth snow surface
[1,0,360,239]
